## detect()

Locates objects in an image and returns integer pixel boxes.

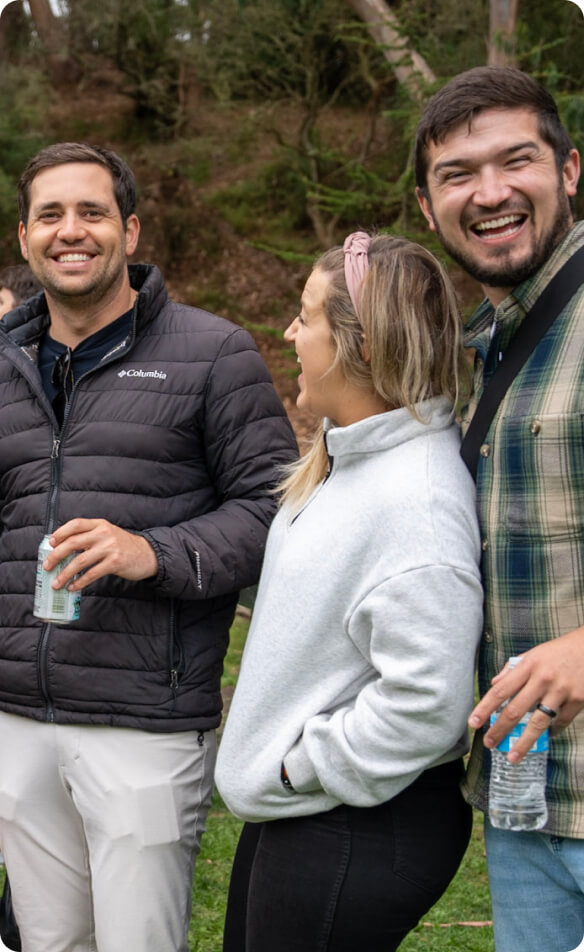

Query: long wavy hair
[279,233,465,512]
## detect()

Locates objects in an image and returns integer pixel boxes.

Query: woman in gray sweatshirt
[215,233,483,952]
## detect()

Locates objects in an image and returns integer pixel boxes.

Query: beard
[432,185,574,289]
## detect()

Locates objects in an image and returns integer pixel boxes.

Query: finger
[52,546,104,590]
[49,518,97,545]
[503,707,557,763]
[552,700,584,732]
[480,687,551,748]
[469,673,529,729]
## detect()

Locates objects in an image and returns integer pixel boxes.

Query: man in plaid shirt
[415,66,584,951]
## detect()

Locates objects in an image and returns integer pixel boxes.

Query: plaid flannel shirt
[461,221,584,837]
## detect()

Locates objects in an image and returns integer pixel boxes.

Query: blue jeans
[485,818,584,952]
[223,759,471,952]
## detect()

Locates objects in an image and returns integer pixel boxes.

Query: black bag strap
[461,244,584,480]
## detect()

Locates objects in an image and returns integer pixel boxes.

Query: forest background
[1,0,583,442]
[0,3,583,949]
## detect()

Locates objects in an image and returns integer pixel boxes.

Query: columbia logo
[118,368,167,380]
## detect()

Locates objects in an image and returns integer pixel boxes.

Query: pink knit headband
[343,231,371,321]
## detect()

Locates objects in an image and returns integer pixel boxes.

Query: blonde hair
[280,233,465,512]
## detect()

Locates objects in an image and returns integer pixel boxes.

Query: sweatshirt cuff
[284,737,322,794]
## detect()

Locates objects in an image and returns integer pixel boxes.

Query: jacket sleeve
[283,563,483,806]
[142,326,298,599]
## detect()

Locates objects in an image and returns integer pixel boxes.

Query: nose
[56,211,87,242]
[284,317,298,341]
[473,165,513,207]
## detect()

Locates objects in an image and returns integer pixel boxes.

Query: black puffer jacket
[0,264,297,731]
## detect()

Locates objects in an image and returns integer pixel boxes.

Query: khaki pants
[0,712,216,952]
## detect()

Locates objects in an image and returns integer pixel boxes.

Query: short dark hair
[0,264,42,304]
[18,142,137,226]
[414,67,574,195]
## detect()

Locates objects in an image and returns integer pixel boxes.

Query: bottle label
[490,714,549,753]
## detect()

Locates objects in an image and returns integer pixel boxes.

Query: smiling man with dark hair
[0,142,297,952]
[416,66,584,952]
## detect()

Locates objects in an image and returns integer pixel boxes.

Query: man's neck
[46,283,137,349]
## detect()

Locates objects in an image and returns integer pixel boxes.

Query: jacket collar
[0,263,168,349]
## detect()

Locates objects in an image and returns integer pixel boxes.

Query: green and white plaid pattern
[462,222,584,836]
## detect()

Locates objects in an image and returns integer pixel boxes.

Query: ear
[361,335,371,363]
[563,148,581,199]
[416,187,436,232]
[18,222,29,261]
[125,214,140,257]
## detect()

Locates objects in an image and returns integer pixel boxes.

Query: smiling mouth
[471,214,527,241]
[53,252,94,263]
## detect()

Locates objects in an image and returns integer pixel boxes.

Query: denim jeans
[223,759,471,952]
[485,818,584,952]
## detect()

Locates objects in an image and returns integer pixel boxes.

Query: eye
[442,170,471,184]
[506,155,530,169]
[297,313,306,325]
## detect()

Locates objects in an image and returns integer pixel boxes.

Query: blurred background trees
[0,0,582,265]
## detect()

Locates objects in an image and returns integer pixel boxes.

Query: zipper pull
[51,438,61,459]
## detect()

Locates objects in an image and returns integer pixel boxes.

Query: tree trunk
[0,1,30,62]
[488,0,518,66]
[26,0,79,86]
[345,0,435,104]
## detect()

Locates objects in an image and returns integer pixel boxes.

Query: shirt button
[481,538,489,551]
[480,443,491,457]
[530,420,541,435]
[484,631,493,643]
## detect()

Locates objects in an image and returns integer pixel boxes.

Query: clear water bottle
[488,657,549,832]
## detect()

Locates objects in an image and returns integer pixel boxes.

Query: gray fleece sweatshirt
[215,398,483,822]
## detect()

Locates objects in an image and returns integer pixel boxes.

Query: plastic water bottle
[488,657,549,831]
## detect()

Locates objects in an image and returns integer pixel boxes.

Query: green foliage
[395,0,490,78]
[195,0,375,106]
[0,64,50,256]
[209,158,309,234]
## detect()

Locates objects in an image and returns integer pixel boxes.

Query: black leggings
[223,759,471,952]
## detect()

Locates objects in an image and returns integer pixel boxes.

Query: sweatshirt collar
[323,396,455,459]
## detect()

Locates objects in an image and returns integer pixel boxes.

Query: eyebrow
[32,200,112,215]
[432,140,540,177]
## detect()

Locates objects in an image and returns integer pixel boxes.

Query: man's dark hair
[18,142,137,227]
[0,264,42,304]
[414,66,574,197]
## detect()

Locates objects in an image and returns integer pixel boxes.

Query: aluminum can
[33,535,81,625]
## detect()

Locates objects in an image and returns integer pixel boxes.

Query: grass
[188,616,495,952]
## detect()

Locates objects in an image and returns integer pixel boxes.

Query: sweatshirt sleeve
[283,563,483,806]
[141,327,298,599]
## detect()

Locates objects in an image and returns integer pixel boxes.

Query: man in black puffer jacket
[0,142,297,952]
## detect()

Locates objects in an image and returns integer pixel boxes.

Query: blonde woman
[215,233,483,952]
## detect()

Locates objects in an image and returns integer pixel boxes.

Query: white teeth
[297,356,301,364]
[57,253,91,262]
[475,215,522,232]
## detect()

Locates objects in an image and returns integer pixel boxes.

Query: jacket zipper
[37,299,140,721]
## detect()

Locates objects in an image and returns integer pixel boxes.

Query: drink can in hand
[33,534,81,625]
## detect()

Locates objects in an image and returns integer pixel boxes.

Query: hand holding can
[33,535,81,624]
